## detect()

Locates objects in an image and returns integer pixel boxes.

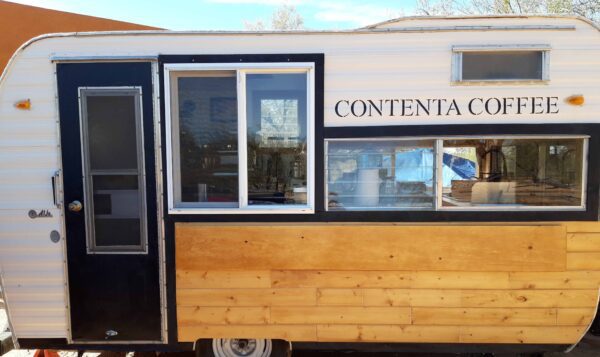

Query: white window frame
[325,135,588,212]
[451,44,551,85]
[164,62,315,214]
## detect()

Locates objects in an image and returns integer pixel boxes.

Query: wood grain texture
[411,307,557,326]
[272,270,511,289]
[567,233,600,252]
[178,325,317,342]
[459,289,598,308]
[459,326,586,344]
[174,222,600,345]
[556,308,597,326]
[509,271,600,289]
[363,289,461,307]
[316,324,460,343]
[271,306,411,324]
[317,289,364,306]
[363,289,598,308]
[177,288,317,307]
[178,306,269,325]
[565,222,600,233]
[176,270,271,289]
[567,252,600,270]
[176,224,566,272]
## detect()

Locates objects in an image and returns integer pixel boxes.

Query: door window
[80,88,147,252]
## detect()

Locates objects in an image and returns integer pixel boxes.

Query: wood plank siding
[175,223,600,344]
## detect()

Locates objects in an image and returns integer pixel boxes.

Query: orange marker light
[15,99,31,110]
[565,95,584,106]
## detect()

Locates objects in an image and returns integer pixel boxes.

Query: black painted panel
[57,62,161,341]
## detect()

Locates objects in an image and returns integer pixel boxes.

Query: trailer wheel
[196,338,291,357]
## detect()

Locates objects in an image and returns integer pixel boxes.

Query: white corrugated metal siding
[0,16,598,340]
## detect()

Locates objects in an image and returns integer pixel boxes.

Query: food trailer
[0,15,599,356]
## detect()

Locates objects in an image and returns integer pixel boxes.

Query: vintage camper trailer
[1,15,600,356]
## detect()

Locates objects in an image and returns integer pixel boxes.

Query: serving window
[165,63,315,213]
[327,139,435,211]
[326,136,587,211]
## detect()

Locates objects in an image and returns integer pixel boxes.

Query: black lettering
[502,97,514,115]
[350,100,367,117]
[468,98,483,115]
[384,99,399,116]
[531,97,544,114]
[547,96,559,114]
[517,97,528,114]
[436,99,446,116]
[367,99,383,117]
[446,99,461,116]
[485,98,502,115]
[415,99,430,116]
[402,99,413,116]
[334,100,350,117]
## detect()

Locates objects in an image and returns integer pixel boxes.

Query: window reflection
[246,73,308,205]
[327,140,435,210]
[442,138,584,207]
[175,71,239,207]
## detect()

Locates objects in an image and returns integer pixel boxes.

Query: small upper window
[452,45,549,83]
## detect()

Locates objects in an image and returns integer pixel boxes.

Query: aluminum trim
[78,87,148,254]
[324,135,589,212]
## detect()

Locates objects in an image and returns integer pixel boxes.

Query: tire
[195,338,291,357]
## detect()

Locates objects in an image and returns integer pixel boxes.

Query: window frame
[164,62,315,214]
[78,86,148,254]
[325,135,588,212]
[451,44,551,85]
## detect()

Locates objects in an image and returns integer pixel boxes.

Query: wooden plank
[317,324,460,343]
[412,307,557,326]
[565,222,600,233]
[317,289,363,306]
[567,233,600,252]
[176,270,271,289]
[177,306,269,325]
[177,289,317,307]
[411,272,511,289]
[556,308,597,326]
[459,326,586,344]
[178,325,317,342]
[509,271,600,289]
[567,252,600,270]
[363,289,461,307]
[270,307,410,325]
[176,224,566,271]
[460,289,598,308]
[272,270,510,289]
[272,270,412,288]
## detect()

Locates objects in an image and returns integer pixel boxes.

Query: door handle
[68,200,83,212]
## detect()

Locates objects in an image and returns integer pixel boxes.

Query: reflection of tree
[179,126,238,201]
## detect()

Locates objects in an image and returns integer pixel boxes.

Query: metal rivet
[50,230,61,243]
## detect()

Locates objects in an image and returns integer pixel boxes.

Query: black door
[57,62,162,342]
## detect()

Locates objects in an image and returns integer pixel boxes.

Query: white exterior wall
[0,16,598,340]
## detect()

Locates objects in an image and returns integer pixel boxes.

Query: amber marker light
[565,95,585,106]
[15,99,31,110]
